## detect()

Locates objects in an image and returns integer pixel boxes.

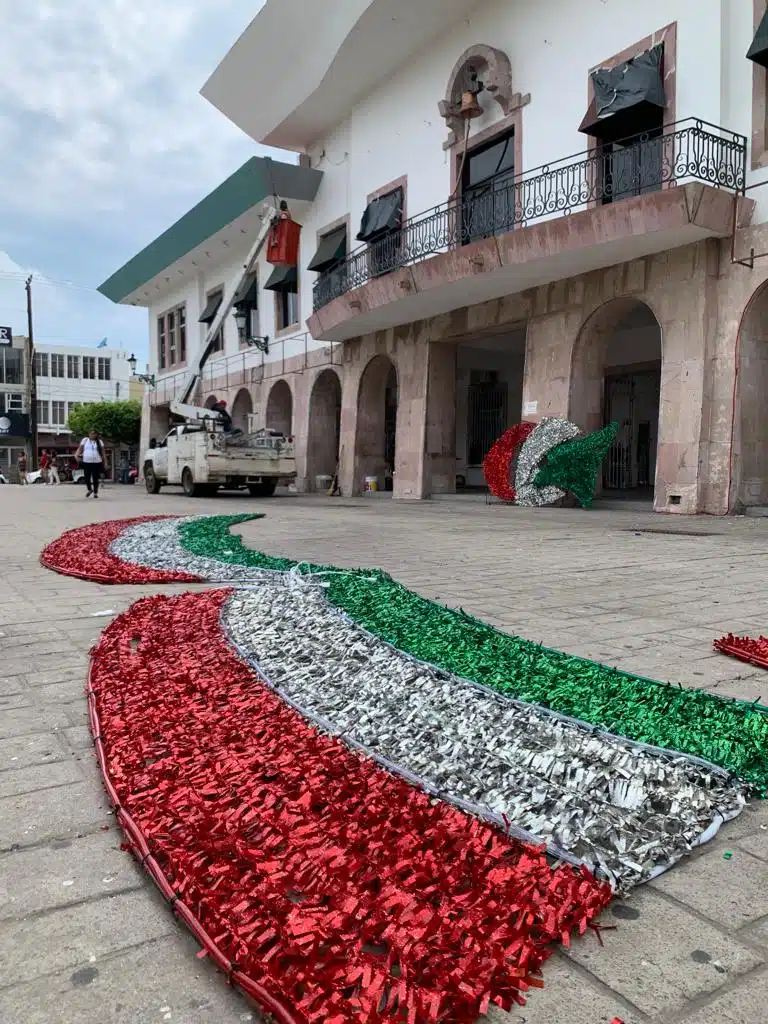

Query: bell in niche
[459,89,484,120]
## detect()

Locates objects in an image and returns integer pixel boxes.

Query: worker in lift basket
[210,398,233,433]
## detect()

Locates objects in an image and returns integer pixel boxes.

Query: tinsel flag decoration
[482,416,619,508]
[715,634,768,671]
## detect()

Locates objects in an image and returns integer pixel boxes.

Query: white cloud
[0,0,276,361]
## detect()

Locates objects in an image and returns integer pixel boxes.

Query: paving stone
[677,969,768,1023]
[0,889,173,984]
[0,934,255,1024]
[0,760,83,799]
[61,725,93,751]
[0,733,68,771]
[0,830,142,921]
[651,840,768,931]
[565,888,763,1018]
[0,779,110,850]
[35,679,87,704]
[0,706,71,739]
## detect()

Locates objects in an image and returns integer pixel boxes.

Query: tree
[67,400,142,445]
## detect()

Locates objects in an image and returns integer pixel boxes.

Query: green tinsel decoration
[179,515,768,792]
[533,422,620,508]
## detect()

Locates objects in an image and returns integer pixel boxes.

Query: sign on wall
[0,411,29,436]
[0,327,12,345]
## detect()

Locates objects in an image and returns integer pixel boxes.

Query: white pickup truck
[143,423,295,497]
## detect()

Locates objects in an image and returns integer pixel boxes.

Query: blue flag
[97,337,107,348]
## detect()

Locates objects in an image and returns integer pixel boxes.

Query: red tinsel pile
[715,633,768,671]
[89,589,611,1024]
[40,517,200,584]
[482,423,535,502]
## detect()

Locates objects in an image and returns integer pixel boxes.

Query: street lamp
[128,353,156,388]
[233,307,269,354]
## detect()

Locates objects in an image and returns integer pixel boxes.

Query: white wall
[35,344,132,431]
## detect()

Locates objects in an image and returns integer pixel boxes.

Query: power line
[0,269,111,297]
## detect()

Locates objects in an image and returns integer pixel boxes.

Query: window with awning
[264,265,298,293]
[233,272,259,306]
[747,10,768,68]
[356,188,404,243]
[198,289,223,324]
[307,226,347,273]
[579,44,665,140]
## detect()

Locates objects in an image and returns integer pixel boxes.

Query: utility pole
[25,276,38,469]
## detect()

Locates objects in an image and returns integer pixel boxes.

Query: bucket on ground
[364,475,379,493]
[315,474,332,491]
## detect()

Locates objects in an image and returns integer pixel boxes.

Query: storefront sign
[0,411,29,436]
[0,327,12,345]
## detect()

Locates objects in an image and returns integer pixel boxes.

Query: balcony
[309,119,748,342]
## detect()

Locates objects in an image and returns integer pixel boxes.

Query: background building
[100,0,768,514]
[34,343,132,477]
[0,333,30,479]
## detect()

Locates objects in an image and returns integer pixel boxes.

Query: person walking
[47,451,60,485]
[76,430,105,498]
[17,451,27,485]
[40,449,49,483]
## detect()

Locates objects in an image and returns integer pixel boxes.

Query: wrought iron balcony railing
[312,118,746,312]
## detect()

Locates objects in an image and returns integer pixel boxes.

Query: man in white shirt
[75,430,105,498]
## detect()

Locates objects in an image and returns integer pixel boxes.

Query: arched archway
[204,395,218,409]
[266,380,293,436]
[307,369,342,488]
[354,355,398,493]
[570,298,662,497]
[231,388,253,433]
[734,282,768,510]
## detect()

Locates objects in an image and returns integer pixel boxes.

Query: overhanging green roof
[98,157,322,303]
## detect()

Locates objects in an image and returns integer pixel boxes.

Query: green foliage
[67,400,142,445]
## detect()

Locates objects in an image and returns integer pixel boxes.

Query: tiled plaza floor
[1,483,768,1023]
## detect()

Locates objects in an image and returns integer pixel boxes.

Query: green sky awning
[264,265,298,293]
[98,157,322,304]
[748,10,768,68]
[198,291,223,324]
[233,272,259,306]
[307,226,347,273]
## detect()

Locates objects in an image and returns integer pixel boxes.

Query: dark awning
[264,264,298,293]
[307,227,347,273]
[233,272,259,306]
[579,44,665,140]
[356,188,403,243]
[198,290,223,324]
[748,10,768,68]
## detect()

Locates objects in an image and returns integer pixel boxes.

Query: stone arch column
[733,281,768,510]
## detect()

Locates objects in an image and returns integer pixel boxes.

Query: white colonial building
[100,0,768,513]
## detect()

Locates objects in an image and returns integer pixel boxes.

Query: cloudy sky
[0,0,282,365]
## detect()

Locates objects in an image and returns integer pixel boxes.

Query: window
[51,353,65,378]
[82,356,96,379]
[0,347,23,384]
[34,352,49,376]
[51,400,66,426]
[461,130,516,242]
[199,290,224,354]
[67,355,79,378]
[357,188,404,277]
[7,392,23,412]
[158,304,186,369]
[97,357,111,380]
[277,290,300,332]
[36,399,49,424]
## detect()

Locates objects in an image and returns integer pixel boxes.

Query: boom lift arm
[172,197,280,412]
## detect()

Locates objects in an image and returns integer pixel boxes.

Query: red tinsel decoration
[482,422,536,502]
[40,517,201,584]
[89,589,611,1024]
[714,634,768,671]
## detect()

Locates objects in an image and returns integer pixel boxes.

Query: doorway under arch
[354,355,398,493]
[307,369,342,488]
[570,299,662,498]
[265,380,293,436]
[231,388,253,433]
[734,283,768,510]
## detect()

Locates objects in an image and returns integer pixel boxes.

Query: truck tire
[144,464,161,494]
[182,467,200,498]
[248,479,278,498]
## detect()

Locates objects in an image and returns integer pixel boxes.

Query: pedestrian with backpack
[76,430,105,498]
